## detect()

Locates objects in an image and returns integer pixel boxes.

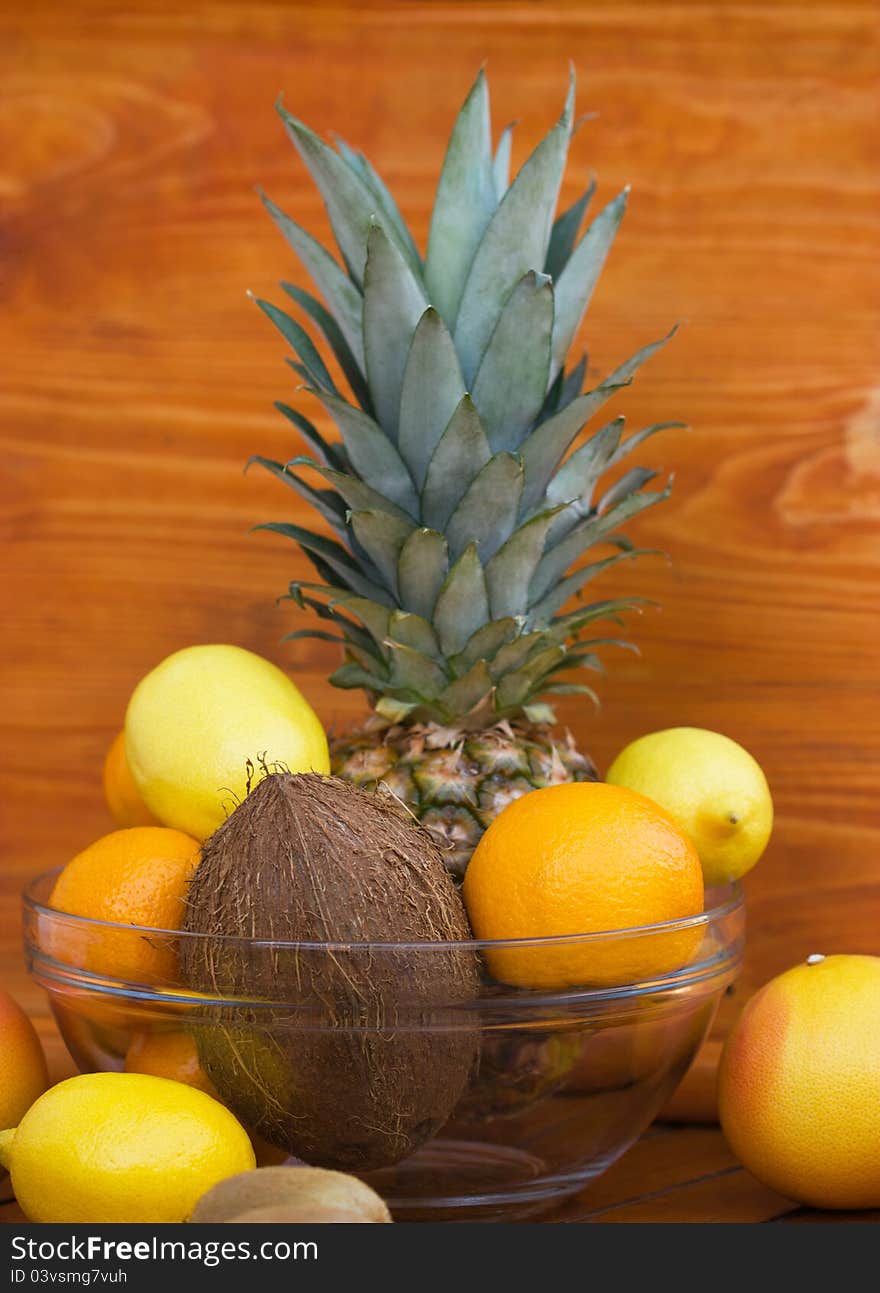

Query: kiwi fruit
[189,1165,391,1223]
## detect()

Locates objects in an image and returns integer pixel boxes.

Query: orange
[47,827,200,985]
[125,1030,287,1166]
[463,782,705,989]
[125,1030,220,1097]
[103,730,160,828]
[0,992,49,1130]
[718,953,880,1209]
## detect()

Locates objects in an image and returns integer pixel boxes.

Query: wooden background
[1,0,879,1039]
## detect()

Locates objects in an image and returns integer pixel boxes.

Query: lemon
[125,644,330,840]
[606,727,772,885]
[0,1072,255,1223]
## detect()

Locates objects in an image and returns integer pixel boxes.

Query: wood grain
[1,0,879,1172]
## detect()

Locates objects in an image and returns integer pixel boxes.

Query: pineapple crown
[252,70,680,729]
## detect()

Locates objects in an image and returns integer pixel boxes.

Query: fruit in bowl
[26,868,744,1220]
[463,781,704,988]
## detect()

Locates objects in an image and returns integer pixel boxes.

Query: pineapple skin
[331,718,597,878]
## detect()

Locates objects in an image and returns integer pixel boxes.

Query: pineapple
[253,71,679,876]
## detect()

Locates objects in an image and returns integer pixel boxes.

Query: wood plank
[580,1167,797,1224]
[1,0,878,1225]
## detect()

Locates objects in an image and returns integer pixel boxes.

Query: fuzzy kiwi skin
[181,774,480,1172]
[189,1166,391,1223]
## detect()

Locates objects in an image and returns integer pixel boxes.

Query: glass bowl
[23,872,743,1221]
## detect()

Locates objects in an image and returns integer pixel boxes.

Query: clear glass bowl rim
[24,868,743,954]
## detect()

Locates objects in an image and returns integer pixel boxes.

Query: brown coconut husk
[180,773,479,1172]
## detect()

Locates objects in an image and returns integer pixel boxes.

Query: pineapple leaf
[538,353,586,420]
[256,298,338,393]
[558,354,589,411]
[397,528,449,620]
[496,644,566,708]
[282,628,347,646]
[520,378,632,515]
[540,681,600,703]
[432,543,491,656]
[363,222,429,440]
[398,308,466,489]
[597,467,659,514]
[286,359,312,385]
[421,395,492,531]
[546,417,624,508]
[277,103,423,285]
[493,121,516,201]
[387,610,442,659]
[424,69,497,328]
[386,641,449,697]
[544,647,604,675]
[375,697,419,722]
[256,522,394,605]
[531,486,670,603]
[484,507,561,619]
[247,455,348,538]
[287,589,383,659]
[449,618,519,676]
[489,629,548,679]
[260,193,365,367]
[545,598,649,643]
[522,702,558,724]
[454,71,575,384]
[521,328,676,515]
[550,188,628,382]
[274,401,349,471]
[332,135,422,272]
[310,390,419,516]
[472,270,554,452]
[544,418,625,543]
[445,452,524,563]
[323,592,392,650]
[330,661,388,690]
[608,421,687,467]
[545,179,596,281]
[348,509,414,595]
[529,549,652,625]
[280,283,371,411]
[439,660,494,716]
[285,456,412,523]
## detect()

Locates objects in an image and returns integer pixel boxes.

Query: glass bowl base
[365,1138,621,1222]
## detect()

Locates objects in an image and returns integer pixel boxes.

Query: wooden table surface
[1,0,879,1224]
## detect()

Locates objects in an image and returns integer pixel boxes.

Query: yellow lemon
[718,954,880,1209]
[606,727,772,885]
[125,644,329,839]
[0,1072,255,1223]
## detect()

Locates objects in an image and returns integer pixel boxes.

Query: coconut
[181,773,479,1172]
